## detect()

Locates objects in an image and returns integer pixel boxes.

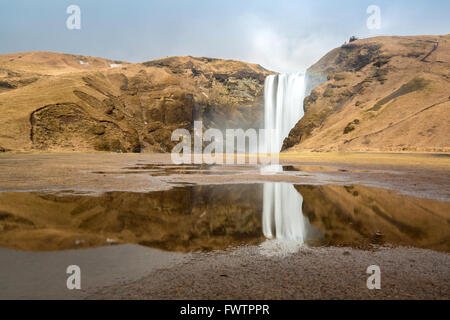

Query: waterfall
[259,73,309,256]
[263,72,306,153]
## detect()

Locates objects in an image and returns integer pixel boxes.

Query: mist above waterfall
[263,72,306,153]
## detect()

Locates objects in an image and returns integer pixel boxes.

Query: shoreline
[0,152,448,201]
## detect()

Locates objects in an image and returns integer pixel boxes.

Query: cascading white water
[259,72,308,254]
[263,72,306,153]
[260,76,308,253]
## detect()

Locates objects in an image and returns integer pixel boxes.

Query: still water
[0,182,449,298]
[1,183,449,252]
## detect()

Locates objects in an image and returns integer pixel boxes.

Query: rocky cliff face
[0,52,272,152]
[283,35,450,153]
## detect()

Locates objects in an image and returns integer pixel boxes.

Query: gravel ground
[90,244,450,300]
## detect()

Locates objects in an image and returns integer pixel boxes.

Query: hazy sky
[1,0,449,72]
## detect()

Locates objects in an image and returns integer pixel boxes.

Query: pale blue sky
[0,0,449,72]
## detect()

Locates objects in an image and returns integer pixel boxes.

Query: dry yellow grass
[280,152,450,168]
[284,34,450,153]
[0,52,271,152]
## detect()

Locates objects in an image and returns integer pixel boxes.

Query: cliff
[283,34,450,153]
[0,52,272,153]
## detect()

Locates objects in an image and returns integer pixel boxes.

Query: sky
[0,0,449,72]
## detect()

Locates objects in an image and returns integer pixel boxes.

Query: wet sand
[0,152,449,299]
[0,152,449,201]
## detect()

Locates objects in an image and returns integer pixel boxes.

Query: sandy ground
[0,151,449,299]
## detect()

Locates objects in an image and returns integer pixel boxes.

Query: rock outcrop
[283,35,450,153]
[0,52,272,152]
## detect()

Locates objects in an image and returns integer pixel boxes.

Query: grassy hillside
[283,34,450,153]
[0,52,272,152]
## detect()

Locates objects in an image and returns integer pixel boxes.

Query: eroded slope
[0,52,272,152]
[283,35,450,153]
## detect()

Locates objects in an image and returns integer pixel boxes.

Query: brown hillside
[283,35,450,153]
[0,52,272,152]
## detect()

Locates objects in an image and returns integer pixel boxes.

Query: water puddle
[0,183,448,253]
[91,163,317,177]
[0,244,184,299]
[123,163,254,176]
[1,182,449,298]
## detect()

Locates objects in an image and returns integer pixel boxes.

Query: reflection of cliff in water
[0,183,448,253]
[0,185,265,252]
[296,185,450,252]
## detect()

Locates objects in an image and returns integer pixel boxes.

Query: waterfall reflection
[260,182,314,256]
[0,182,448,253]
[263,182,306,241]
